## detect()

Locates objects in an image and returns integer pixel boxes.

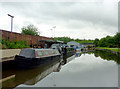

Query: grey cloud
[1,2,117,27]
[0,1,118,39]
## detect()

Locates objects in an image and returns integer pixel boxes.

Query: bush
[2,44,7,49]
[0,39,30,49]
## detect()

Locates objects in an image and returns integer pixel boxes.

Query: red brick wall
[1,29,53,46]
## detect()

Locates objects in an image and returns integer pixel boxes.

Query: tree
[114,32,120,47]
[21,24,40,36]
[106,36,115,47]
[53,37,74,44]
[93,38,99,47]
[98,38,108,47]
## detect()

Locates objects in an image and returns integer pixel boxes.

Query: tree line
[21,24,94,44]
[21,24,120,48]
[53,37,94,44]
[93,33,120,48]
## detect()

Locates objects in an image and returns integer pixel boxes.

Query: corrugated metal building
[67,41,80,48]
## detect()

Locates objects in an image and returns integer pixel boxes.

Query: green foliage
[0,39,30,49]
[94,33,120,48]
[21,24,40,36]
[96,47,119,52]
[114,33,120,47]
[93,38,99,47]
[78,40,94,43]
[0,42,1,46]
[53,37,94,44]
[53,37,74,44]
[94,50,120,64]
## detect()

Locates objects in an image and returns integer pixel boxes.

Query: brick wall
[0,29,53,46]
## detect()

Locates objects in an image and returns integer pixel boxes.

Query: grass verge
[96,47,120,52]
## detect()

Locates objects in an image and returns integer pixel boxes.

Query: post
[50,29,53,38]
[11,17,13,32]
[53,26,56,38]
[8,14,14,32]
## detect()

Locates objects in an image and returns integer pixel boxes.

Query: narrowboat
[14,48,62,68]
[62,47,75,55]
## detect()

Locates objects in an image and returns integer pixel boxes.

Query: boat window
[41,50,45,56]
[52,50,56,54]
[55,50,59,54]
[44,51,49,55]
[37,51,43,56]
[48,50,52,55]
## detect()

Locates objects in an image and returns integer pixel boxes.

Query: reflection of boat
[75,53,81,57]
[75,48,81,53]
[75,46,81,53]
[14,48,62,68]
[81,46,87,51]
[61,54,75,65]
[2,58,62,88]
[23,61,61,85]
[2,49,76,88]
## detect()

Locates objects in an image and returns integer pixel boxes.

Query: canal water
[2,50,120,88]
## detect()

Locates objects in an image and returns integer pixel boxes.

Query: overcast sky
[0,0,119,39]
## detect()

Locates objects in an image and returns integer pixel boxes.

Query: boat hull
[63,47,75,55]
[14,55,62,69]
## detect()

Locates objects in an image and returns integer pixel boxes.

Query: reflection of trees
[94,50,120,64]
[94,51,99,57]
[86,52,93,55]
[81,50,94,55]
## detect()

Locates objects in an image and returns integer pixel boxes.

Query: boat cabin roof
[19,48,60,58]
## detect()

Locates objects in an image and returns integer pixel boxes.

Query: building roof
[67,41,80,45]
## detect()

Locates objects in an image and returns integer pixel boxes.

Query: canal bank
[0,49,21,62]
[95,48,120,55]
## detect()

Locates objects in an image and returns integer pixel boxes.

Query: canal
[2,50,120,88]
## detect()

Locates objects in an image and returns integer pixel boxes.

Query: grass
[96,47,120,52]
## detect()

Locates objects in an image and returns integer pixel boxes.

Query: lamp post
[52,26,56,38]
[50,29,53,38]
[8,14,14,32]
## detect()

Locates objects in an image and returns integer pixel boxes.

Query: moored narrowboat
[14,48,62,68]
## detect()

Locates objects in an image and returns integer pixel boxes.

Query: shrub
[0,39,30,49]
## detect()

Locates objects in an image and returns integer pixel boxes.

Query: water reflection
[2,53,75,88]
[75,53,81,57]
[80,50,120,64]
[2,59,62,88]
[62,53,76,65]
[94,50,120,64]
[18,50,117,87]
[2,50,119,88]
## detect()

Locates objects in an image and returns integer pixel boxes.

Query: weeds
[0,39,30,49]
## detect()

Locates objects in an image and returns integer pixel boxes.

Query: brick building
[0,29,53,47]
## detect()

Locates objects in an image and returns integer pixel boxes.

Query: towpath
[0,49,21,62]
